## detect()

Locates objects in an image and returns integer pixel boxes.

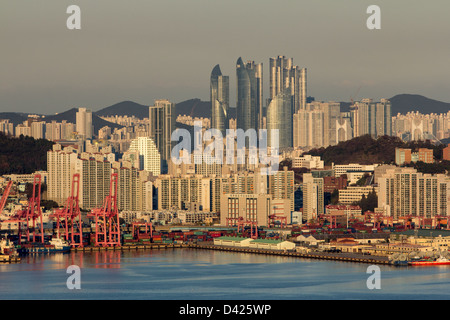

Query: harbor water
[1,248,450,300]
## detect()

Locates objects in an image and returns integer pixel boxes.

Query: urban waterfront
[1,249,450,300]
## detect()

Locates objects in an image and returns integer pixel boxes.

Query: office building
[444,145,450,161]
[220,193,275,227]
[339,186,377,205]
[395,148,412,165]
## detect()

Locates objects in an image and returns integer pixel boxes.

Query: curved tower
[210,64,229,136]
[236,57,263,132]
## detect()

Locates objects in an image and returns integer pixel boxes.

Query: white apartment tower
[76,108,93,140]
[126,136,161,176]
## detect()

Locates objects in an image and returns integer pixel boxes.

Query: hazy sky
[1,0,450,114]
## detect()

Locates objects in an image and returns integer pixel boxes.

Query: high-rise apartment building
[293,108,324,148]
[149,99,175,167]
[293,101,350,149]
[210,64,229,136]
[0,120,14,136]
[236,57,263,132]
[75,155,112,210]
[30,121,45,140]
[115,164,153,212]
[156,174,211,212]
[377,167,450,218]
[351,99,391,138]
[302,173,324,221]
[392,111,450,141]
[47,144,79,206]
[76,108,93,140]
[268,166,295,212]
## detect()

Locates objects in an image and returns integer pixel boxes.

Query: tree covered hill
[0,133,54,175]
[304,135,446,166]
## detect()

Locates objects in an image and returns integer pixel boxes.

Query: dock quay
[70,243,188,252]
[69,242,391,265]
[187,243,392,265]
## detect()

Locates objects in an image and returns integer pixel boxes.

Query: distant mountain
[94,99,217,120]
[45,108,123,133]
[388,94,450,115]
[94,101,149,119]
[339,94,450,115]
[175,99,211,118]
[0,112,31,126]
[0,109,123,133]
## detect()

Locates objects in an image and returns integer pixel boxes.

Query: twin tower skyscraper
[210,56,307,148]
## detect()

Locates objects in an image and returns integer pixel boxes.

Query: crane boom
[0,181,13,214]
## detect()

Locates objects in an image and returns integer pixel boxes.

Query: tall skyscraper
[76,108,93,140]
[269,55,307,113]
[266,89,293,148]
[210,64,229,136]
[299,67,307,111]
[236,57,263,132]
[149,99,175,168]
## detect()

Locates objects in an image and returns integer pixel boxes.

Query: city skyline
[2,1,450,114]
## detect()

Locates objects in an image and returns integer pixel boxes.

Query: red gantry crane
[268,214,288,229]
[50,173,83,247]
[0,180,13,215]
[237,217,258,239]
[4,175,44,245]
[88,173,121,247]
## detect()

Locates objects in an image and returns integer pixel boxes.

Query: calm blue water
[0,248,449,300]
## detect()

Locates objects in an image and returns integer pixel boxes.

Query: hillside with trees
[304,135,446,166]
[0,133,54,175]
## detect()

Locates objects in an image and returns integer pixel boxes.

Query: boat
[17,237,71,254]
[409,255,450,266]
[0,237,20,262]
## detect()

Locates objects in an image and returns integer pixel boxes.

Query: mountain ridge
[0,94,448,130]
